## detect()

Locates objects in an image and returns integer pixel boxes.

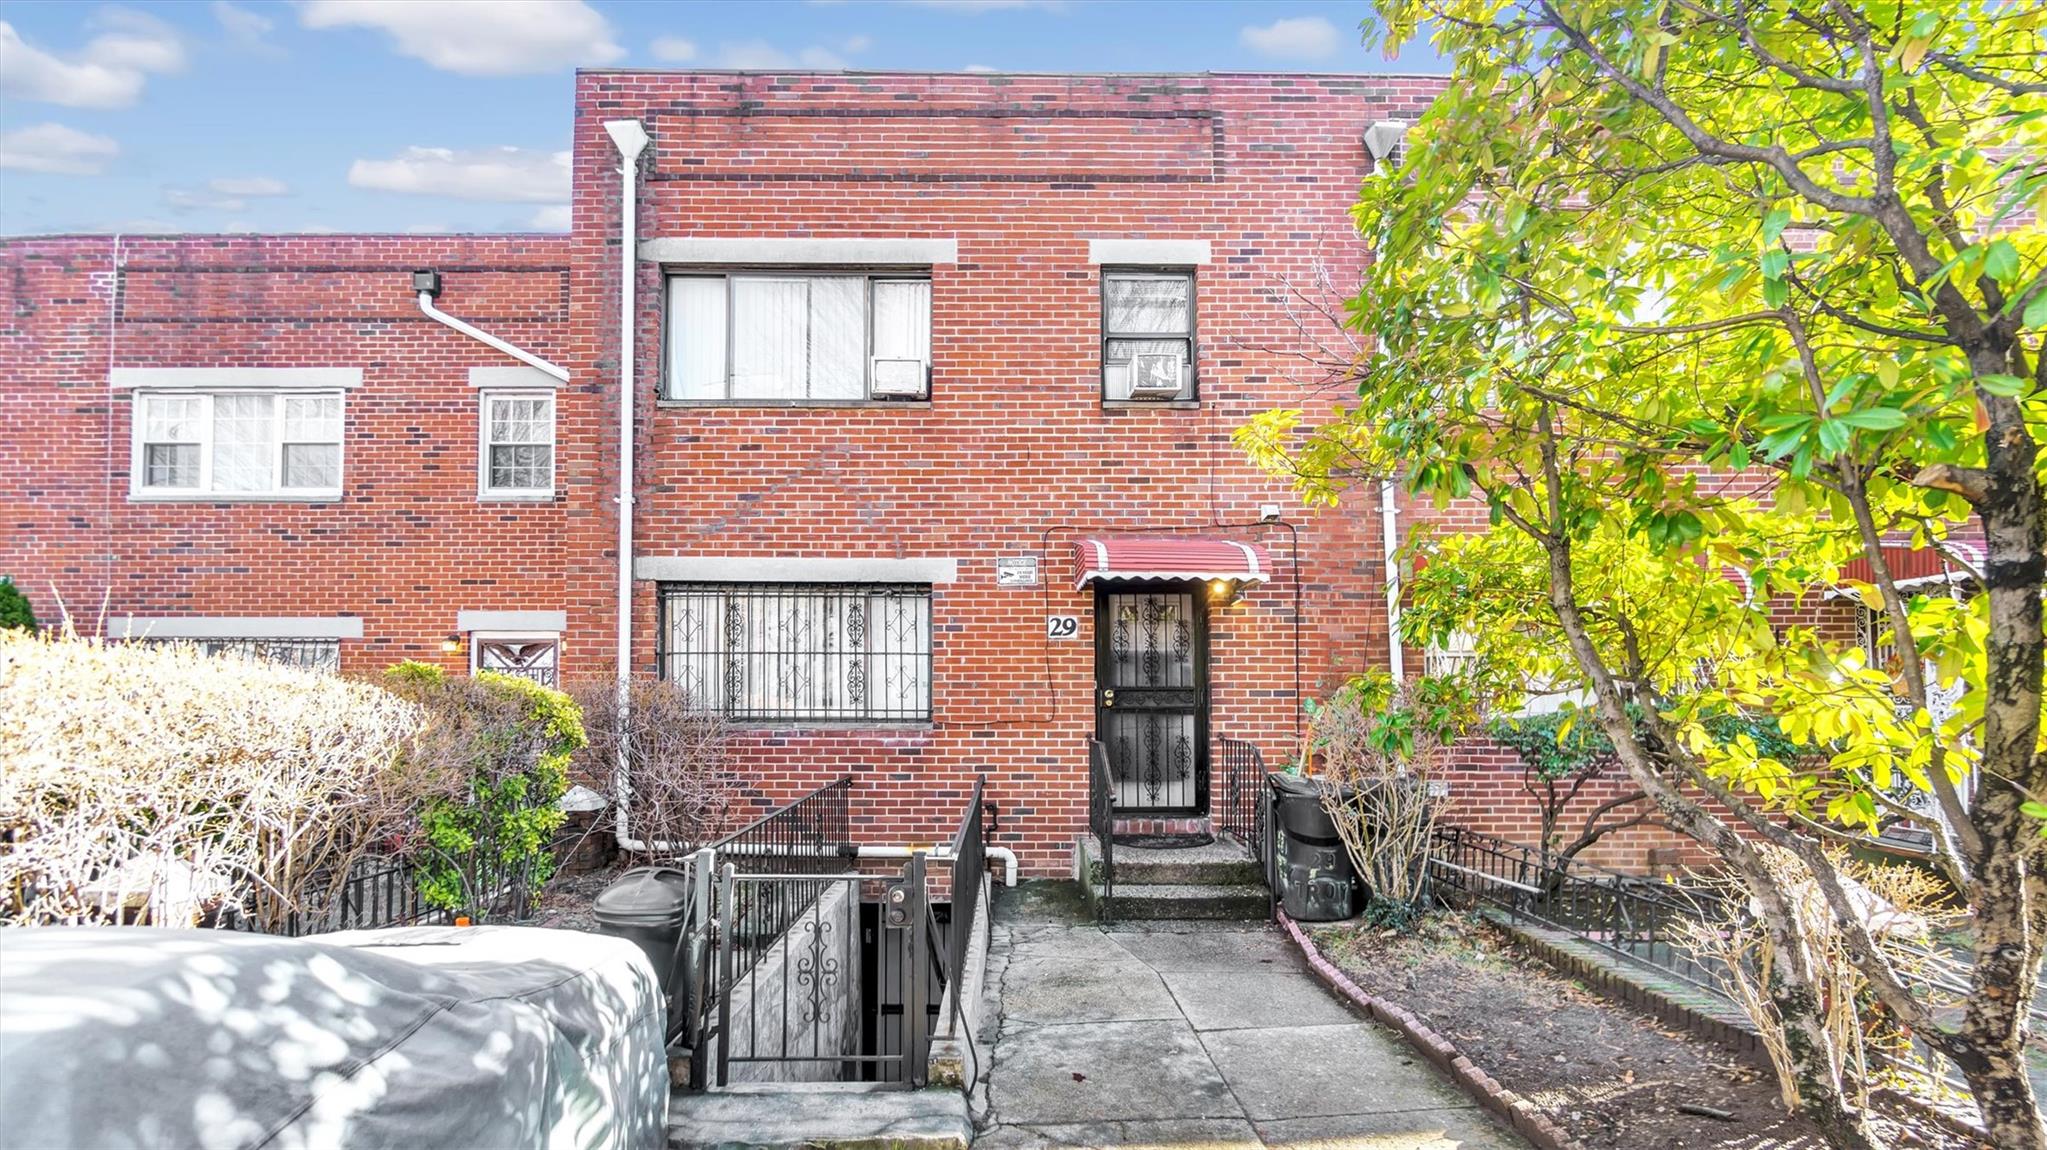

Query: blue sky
[0,1,1447,236]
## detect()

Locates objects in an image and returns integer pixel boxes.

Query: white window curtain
[665,273,931,401]
[668,277,727,400]
[731,277,809,399]
[873,280,932,364]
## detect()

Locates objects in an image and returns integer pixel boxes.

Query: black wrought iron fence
[222,849,545,938]
[1427,825,1733,993]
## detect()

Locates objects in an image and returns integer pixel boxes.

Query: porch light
[1209,578,1241,606]
[440,633,464,655]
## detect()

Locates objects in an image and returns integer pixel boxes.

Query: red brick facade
[3,70,1814,876]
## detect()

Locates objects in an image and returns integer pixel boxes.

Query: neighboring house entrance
[1095,583,1208,815]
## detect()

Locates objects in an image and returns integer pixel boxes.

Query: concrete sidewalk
[972,885,1524,1149]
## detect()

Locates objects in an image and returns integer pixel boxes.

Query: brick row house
[2,69,1900,876]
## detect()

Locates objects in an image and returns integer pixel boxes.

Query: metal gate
[1094,584,1209,814]
[700,855,933,1088]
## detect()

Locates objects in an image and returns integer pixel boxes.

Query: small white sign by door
[1046,615,1080,640]
[996,556,1040,587]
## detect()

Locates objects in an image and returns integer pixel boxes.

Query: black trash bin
[1269,773,1363,921]
[592,866,694,1038]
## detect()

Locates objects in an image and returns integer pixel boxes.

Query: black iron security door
[1095,584,1209,814]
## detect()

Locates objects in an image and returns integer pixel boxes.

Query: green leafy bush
[384,662,584,915]
[0,579,36,632]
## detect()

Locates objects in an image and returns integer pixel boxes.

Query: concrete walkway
[972,885,1524,1149]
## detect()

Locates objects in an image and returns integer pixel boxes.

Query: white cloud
[163,187,246,213]
[348,145,571,203]
[0,11,186,109]
[842,35,873,53]
[212,2,275,51]
[961,64,997,73]
[208,176,289,197]
[1239,16,1343,61]
[528,204,571,230]
[650,35,697,63]
[300,0,623,76]
[714,39,857,69]
[0,122,120,175]
[403,222,454,234]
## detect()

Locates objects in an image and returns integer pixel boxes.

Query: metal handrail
[1215,736,1266,851]
[707,775,856,873]
[1087,739,1115,919]
[944,775,986,1039]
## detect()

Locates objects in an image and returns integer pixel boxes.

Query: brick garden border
[1278,910,1588,1150]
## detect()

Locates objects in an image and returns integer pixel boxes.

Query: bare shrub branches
[570,680,741,859]
[0,630,435,928]
[1311,684,1446,913]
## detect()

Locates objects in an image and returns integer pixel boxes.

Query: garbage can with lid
[592,866,695,1039]
[1268,773,1364,921]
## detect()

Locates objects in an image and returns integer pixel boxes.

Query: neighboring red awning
[1071,535,1273,589]
[1839,543,1980,587]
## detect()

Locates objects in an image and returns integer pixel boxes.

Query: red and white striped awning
[1071,535,1273,590]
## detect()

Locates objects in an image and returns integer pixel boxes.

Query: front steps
[1074,836,1269,920]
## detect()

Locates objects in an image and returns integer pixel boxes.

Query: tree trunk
[1948,334,2047,1150]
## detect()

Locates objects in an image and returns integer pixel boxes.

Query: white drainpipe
[603,118,662,854]
[416,291,569,382]
[1381,479,1404,684]
[851,844,1019,888]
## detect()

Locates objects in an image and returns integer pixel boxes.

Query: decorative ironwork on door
[1096,587,1207,813]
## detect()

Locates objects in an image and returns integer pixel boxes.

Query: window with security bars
[138,637,341,671]
[659,583,932,723]
[479,392,555,497]
[134,391,344,497]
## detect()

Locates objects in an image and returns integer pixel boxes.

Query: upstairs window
[1102,270,1195,401]
[479,391,555,498]
[133,391,343,498]
[666,273,932,402]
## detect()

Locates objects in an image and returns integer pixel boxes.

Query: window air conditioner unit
[1127,352,1185,397]
[869,358,927,398]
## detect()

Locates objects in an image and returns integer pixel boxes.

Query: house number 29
[1046,615,1080,640]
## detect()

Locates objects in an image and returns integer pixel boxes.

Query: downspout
[416,285,569,382]
[1381,479,1404,685]
[603,118,657,853]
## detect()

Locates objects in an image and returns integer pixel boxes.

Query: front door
[1095,583,1208,814]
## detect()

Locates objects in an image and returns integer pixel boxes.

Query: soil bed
[527,863,627,933]
[1307,913,1980,1150]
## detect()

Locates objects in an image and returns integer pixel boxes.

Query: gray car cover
[0,925,667,1150]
